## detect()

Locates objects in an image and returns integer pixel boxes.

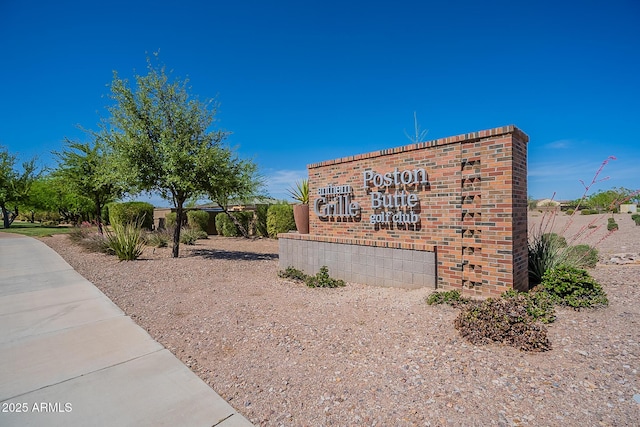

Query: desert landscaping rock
[606,253,640,265]
[40,213,639,426]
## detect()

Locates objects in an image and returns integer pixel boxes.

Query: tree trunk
[1,206,9,229]
[172,204,184,258]
[95,199,104,235]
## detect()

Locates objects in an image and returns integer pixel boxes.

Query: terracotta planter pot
[293,204,309,234]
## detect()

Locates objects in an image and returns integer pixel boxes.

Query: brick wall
[280,125,529,297]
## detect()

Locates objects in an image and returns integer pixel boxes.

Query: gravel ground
[40,212,639,426]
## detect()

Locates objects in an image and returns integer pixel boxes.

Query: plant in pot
[288,179,310,234]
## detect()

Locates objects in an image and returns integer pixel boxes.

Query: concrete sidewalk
[0,232,253,427]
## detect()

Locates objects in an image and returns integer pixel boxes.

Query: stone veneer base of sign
[279,234,436,288]
[279,125,529,297]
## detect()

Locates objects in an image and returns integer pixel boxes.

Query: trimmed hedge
[215,212,240,237]
[267,204,295,238]
[108,202,154,230]
[187,210,209,234]
[214,211,253,237]
[255,204,270,237]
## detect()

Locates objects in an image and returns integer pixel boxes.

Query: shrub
[565,209,574,215]
[109,202,154,230]
[215,213,241,237]
[528,231,567,285]
[426,289,469,307]
[187,210,209,234]
[580,209,598,215]
[564,244,599,268]
[631,213,640,221]
[501,289,556,324]
[267,203,295,238]
[538,265,608,309]
[146,229,170,248]
[528,230,600,286]
[104,221,145,260]
[234,211,254,236]
[165,212,177,227]
[607,217,618,231]
[255,204,270,237]
[180,227,207,245]
[305,266,345,288]
[278,266,308,281]
[69,227,110,253]
[634,216,640,226]
[543,233,567,248]
[454,297,551,352]
[278,265,345,288]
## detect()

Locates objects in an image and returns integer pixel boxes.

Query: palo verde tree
[0,146,38,228]
[107,55,236,257]
[53,135,124,233]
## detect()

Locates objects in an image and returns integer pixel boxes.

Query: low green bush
[538,265,608,309]
[528,231,600,286]
[501,289,556,324]
[267,203,295,238]
[565,244,599,268]
[607,217,619,231]
[565,209,574,215]
[278,266,308,281]
[426,289,469,307]
[146,230,170,248]
[278,265,345,288]
[180,227,207,245]
[109,202,154,230]
[305,266,345,288]
[454,297,551,352]
[580,209,598,215]
[187,210,209,234]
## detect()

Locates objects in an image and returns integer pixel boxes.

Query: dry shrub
[454,298,551,352]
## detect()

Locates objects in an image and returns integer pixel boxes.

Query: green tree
[25,175,94,224]
[20,176,53,223]
[0,147,38,228]
[587,187,634,212]
[53,136,124,233]
[198,151,263,238]
[107,55,230,257]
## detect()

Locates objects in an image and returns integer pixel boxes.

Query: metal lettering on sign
[314,167,428,227]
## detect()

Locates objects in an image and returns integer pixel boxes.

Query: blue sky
[1,0,638,207]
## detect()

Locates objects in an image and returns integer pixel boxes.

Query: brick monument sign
[279,125,529,297]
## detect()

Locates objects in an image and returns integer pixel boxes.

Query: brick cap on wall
[278,232,436,252]
[308,125,529,169]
